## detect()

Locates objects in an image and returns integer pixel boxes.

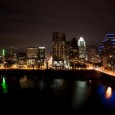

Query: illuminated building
[98,34,115,70]
[78,37,86,60]
[1,49,6,64]
[86,45,99,63]
[65,41,70,68]
[52,32,66,68]
[2,49,5,57]
[69,37,79,60]
[68,37,79,68]
[27,47,38,67]
[12,53,18,62]
[99,34,115,56]
[38,47,45,62]
[27,47,38,58]
[17,52,27,68]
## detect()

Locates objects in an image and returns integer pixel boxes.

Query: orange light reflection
[105,86,112,99]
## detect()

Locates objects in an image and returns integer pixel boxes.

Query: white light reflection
[51,78,63,88]
[72,81,89,110]
[105,86,112,99]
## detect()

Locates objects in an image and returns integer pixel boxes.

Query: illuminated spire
[78,37,86,47]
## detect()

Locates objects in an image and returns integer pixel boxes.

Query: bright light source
[2,49,5,56]
[105,86,112,99]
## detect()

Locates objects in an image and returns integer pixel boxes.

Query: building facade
[52,32,66,68]
[27,47,38,67]
[98,34,115,70]
[86,45,99,63]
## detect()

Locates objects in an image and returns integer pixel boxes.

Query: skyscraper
[98,34,115,70]
[78,37,86,60]
[27,47,38,58]
[27,47,38,67]
[98,34,115,56]
[86,45,99,63]
[69,37,79,60]
[52,32,66,68]
[38,47,45,62]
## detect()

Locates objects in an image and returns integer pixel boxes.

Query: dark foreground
[0,69,115,114]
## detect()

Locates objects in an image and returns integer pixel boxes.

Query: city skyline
[1,0,115,52]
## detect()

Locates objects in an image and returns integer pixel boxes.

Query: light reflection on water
[105,86,112,99]
[72,81,89,110]
[19,75,34,89]
[1,75,8,93]
[97,84,115,110]
[51,78,64,88]
[1,74,115,112]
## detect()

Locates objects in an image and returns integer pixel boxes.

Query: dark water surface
[0,71,115,114]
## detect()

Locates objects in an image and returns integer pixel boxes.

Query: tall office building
[38,47,45,62]
[69,37,79,60]
[98,34,115,70]
[78,37,86,60]
[86,45,99,63]
[27,47,38,67]
[98,34,115,56]
[52,32,66,67]
[27,47,38,58]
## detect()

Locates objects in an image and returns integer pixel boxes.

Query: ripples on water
[0,74,115,113]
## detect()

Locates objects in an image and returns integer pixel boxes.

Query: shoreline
[0,69,103,79]
[0,69,115,84]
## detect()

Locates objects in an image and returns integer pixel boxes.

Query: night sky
[1,0,115,52]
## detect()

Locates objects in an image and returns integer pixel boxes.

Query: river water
[0,72,115,114]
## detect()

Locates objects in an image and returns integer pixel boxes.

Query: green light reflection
[1,75,8,93]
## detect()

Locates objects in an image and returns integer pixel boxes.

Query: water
[0,72,115,114]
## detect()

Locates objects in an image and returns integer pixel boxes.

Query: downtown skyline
[1,0,115,52]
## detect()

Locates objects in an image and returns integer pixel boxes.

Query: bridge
[94,67,115,77]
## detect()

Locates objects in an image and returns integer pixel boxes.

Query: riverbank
[0,69,101,80]
[1,68,115,82]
